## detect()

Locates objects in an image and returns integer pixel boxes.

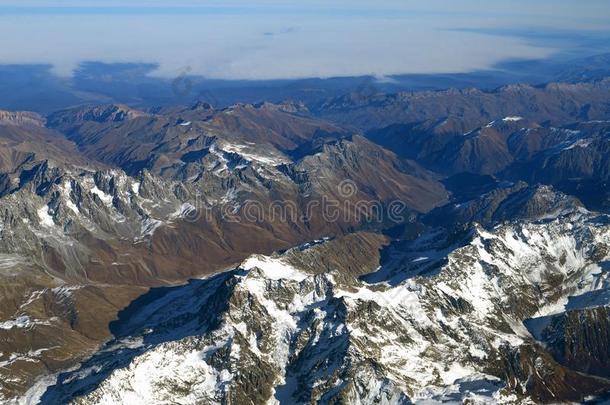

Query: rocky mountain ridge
[1,76,610,403]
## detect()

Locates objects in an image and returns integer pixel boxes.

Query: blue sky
[0,1,608,79]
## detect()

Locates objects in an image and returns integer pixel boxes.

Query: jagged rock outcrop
[0,111,45,127]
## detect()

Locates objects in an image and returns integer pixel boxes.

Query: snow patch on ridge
[0,316,53,330]
[37,206,55,227]
[220,143,287,166]
[564,138,592,150]
[170,203,196,220]
[139,218,163,239]
[90,185,113,206]
[0,316,32,330]
[241,255,308,281]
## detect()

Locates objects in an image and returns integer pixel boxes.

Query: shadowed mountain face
[367,118,595,175]
[363,110,610,211]
[2,72,610,404]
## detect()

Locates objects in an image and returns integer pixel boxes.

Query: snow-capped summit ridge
[26,209,610,404]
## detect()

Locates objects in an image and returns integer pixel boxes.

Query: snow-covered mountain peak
[31,209,610,403]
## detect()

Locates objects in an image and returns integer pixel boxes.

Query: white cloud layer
[0,1,607,80]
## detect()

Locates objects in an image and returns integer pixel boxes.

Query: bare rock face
[0,110,45,127]
[528,302,610,379]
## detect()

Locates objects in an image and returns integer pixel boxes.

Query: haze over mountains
[2,52,610,114]
[1,51,610,403]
